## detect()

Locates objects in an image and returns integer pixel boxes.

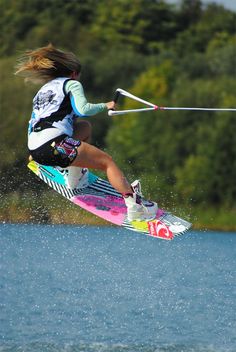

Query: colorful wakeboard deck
[28,160,192,240]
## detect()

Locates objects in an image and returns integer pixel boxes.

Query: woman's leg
[73,120,92,143]
[71,142,132,194]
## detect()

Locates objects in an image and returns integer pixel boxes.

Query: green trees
[1,0,236,223]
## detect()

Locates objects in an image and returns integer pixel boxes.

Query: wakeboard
[28,160,191,240]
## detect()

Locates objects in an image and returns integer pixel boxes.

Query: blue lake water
[0,223,236,352]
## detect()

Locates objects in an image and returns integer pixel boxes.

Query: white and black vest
[29,77,74,136]
[28,78,76,150]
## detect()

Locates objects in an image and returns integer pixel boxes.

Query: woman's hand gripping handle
[107,89,121,116]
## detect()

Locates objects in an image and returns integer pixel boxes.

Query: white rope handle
[116,88,156,108]
[108,107,156,116]
[108,88,236,116]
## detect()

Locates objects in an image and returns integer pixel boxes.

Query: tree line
[0,0,235,212]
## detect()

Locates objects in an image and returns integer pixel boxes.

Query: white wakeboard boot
[124,180,158,221]
[65,166,89,189]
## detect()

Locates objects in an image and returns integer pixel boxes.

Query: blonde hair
[15,44,82,84]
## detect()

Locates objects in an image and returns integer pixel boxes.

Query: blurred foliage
[0,0,236,221]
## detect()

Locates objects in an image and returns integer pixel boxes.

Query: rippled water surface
[0,224,235,351]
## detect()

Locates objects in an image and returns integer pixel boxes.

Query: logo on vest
[33,90,57,110]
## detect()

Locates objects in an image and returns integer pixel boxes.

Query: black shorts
[29,135,81,168]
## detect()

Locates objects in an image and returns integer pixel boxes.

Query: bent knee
[101,152,115,169]
[80,120,92,132]
[73,120,92,141]
[74,120,92,132]
[89,149,114,171]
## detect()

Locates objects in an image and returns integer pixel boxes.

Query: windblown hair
[15,44,82,84]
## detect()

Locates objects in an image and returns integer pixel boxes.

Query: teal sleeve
[65,80,107,117]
